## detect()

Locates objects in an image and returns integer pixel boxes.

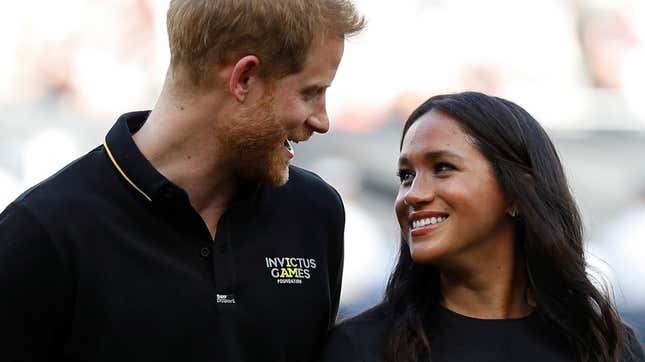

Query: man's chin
[264,163,290,186]
[237,161,290,186]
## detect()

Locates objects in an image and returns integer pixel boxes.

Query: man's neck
[133,87,237,227]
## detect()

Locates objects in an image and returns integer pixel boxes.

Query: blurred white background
[1,0,644,339]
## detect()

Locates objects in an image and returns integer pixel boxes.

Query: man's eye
[302,92,314,101]
[302,88,325,101]
[397,170,414,183]
[434,162,456,173]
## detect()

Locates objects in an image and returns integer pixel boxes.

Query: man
[0,1,364,361]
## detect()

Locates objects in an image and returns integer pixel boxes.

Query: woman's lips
[408,211,449,237]
[410,218,446,237]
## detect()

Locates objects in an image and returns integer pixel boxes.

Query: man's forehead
[301,37,344,74]
[280,45,343,85]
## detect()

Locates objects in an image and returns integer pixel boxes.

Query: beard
[217,93,291,186]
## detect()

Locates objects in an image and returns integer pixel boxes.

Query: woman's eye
[434,162,456,173]
[397,170,414,183]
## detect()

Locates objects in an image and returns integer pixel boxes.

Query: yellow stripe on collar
[104,141,152,202]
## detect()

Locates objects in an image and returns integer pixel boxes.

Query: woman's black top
[322,303,645,362]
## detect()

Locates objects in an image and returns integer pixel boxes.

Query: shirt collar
[104,111,170,202]
[104,111,262,207]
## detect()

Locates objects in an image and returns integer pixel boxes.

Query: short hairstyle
[166,0,365,87]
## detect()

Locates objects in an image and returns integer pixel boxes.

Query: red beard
[218,94,291,186]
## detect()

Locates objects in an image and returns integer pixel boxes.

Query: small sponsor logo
[216,294,236,304]
[265,257,317,285]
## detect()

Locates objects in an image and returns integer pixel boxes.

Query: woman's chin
[409,242,446,265]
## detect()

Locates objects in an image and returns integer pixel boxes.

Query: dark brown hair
[385,91,625,362]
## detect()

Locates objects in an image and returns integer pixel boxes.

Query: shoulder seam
[10,202,68,271]
[14,147,102,204]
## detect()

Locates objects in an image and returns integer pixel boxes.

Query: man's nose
[307,113,330,134]
[307,98,330,134]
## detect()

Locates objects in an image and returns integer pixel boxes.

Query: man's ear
[229,55,261,103]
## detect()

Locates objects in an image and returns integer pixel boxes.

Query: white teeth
[284,140,295,157]
[411,216,447,229]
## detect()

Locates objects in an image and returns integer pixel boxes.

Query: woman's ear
[507,204,519,217]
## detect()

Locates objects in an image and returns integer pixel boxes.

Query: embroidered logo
[265,257,317,285]
[216,294,236,304]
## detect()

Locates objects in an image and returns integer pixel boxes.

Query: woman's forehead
[401,110,471,153]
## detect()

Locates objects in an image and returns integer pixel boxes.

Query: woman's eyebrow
[423,150,465,161]
[398,150,465,167]
[398,155,409,167]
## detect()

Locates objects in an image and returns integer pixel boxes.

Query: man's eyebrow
[300,84,329,93]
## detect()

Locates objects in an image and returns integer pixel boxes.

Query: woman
[322,92,644,362]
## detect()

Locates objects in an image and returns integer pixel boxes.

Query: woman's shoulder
[341,303,392,324]
[322,303,393,362]
[337,303,394,337]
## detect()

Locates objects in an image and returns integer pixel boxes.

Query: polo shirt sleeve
[328,189,345,328]
[0,202,71,359]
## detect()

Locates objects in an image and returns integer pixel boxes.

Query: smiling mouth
[284,139,295,158]
[408,215,449,237]
[410,216,448,230]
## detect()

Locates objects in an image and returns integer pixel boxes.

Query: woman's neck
[439,247,533,319]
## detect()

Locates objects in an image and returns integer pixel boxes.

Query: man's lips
[282,130,313,159]
[283,139,294,158]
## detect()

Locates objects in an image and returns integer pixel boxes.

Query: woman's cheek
[394,195,409,238]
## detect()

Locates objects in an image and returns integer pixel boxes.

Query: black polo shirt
[0,111,345,362]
